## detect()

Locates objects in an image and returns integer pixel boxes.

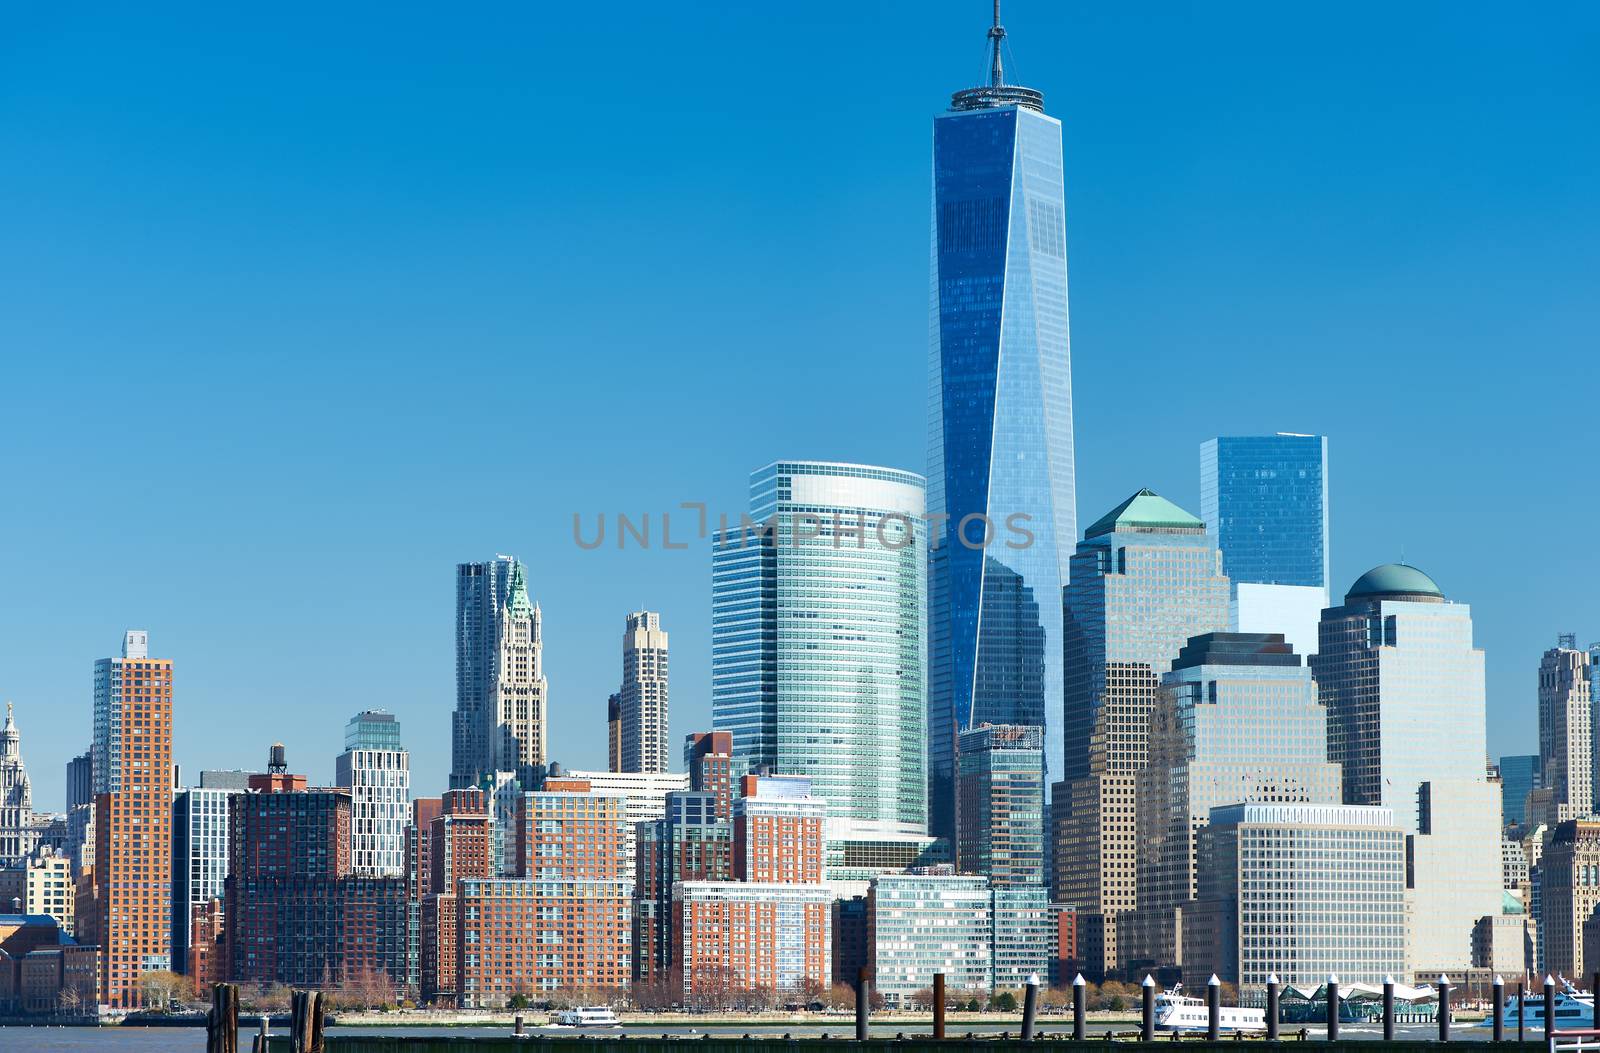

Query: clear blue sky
[3,2,1596,808]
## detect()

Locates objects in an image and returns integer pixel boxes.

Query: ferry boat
[555,1006,622,1028]
[1486,982,1593,1029]
[1155,985,1267,1033]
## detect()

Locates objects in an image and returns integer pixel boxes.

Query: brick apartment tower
[92,630,174,1008]
[685,731,733,820]
[421,788,492,1005]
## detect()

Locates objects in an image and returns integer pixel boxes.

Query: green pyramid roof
[1084,488,1205,539]
[506,561,534,617]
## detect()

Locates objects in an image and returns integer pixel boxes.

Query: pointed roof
[505,560,534,618]
[1084,489,1205,539]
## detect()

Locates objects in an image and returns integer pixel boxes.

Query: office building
[926,7,1078,846]
[673,882,831,1000]
[712,462,927,845]
[0,704,36,866]
[564,769,688,875]
[1054,490,1230,975]
[1312,563,1501,973]
[866,868,1052,1005]
[956,724,1045,887]
[635,790,733,983]
[225,763,406,993]
[63,751,92,877]
[1541,639,1593,821]
[1539,819,1600,980]
[607,694,622,773]
[1591,642,1600,816]
[734,774,826,884]
[1123,632,1341,971]
[1200,435,1330,654]
[336,710,411,877]
[869,870,993,1004]
[1472,900,1531,976]
[171,775,247,974]
[619,611,670,773]
[1200,434,1329,586]
[91,630,174,1007]
[1500,754,1542,831]
[1183,803,1405,991]
[451,556,548,788]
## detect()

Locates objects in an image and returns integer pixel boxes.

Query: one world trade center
[927,3,1076,843]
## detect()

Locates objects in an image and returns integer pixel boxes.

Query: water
[0,1020,1511,1048]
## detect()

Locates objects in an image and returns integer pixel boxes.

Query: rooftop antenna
[988,0,1006,87]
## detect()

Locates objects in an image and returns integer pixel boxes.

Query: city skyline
[4,2,1599,812]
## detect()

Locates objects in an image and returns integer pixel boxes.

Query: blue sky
[2,2,1596,807]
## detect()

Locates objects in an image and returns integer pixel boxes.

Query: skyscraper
[0,703,35,866]
[1539,637,1594,822]
[451,557,547,788]
[712,461,927,846]
[1499,754,1541,830]
[92,630,174,1006]
[171,772,248,977]
[619,611,670,773]
[1123,632,1341,971]
[926,5,1077,844]
[607,693,622,773]
[1054,490,1230,976]
[336,710,411,877]
[956,724,1045,888]
[1312,563,1501,971]
[1200,434,1330,659]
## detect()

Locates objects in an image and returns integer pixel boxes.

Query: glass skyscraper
[1200,434,1329,589]
[1498,754,1540,830]
[712,461,927,841]
[927,9,1077,844]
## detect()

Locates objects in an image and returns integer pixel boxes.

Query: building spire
[988,0,1006,87]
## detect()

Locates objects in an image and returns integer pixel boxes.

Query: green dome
[1345,563,1444,603]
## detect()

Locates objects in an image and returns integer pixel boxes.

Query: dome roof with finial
[1345,563,1445,604]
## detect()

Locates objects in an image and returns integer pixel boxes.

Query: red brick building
[91,632,174,1008]
[457,877,632,1006]
[673,882,831,1001]
[685,732,734,820]
[421,789,491,1004]
[188,899,225,988]
[733,775,825,884]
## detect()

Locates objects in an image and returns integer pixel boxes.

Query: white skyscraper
[619,611,669,773]
[1312,563,1501,974]
[335,710,411,877]
[451,557,548,787]
[1539,637,1593,821]
[0,703,36,866]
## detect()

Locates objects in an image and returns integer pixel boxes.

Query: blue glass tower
[1199,434,1330,590]
[927,6,1077,843]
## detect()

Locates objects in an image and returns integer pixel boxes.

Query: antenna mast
[989,0,1006,87]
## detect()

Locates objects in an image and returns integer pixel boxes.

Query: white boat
[1485,981,1593,1029]
[555,1006,622,1027]
[1155,985,1267,1033]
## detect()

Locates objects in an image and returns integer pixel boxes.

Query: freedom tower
[928,3,1076,844]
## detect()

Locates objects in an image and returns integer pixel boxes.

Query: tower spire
[988,0,1006,87]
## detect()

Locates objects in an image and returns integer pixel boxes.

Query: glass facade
[869,871,994,1003]
[1200,434,1329,591]
[957,724,1045,887]
[927,86,1077,842]
[712,462,927,839]
[172,786,240,970]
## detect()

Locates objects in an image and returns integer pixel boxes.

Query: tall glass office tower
[712,462,928,841]
[927,5,1077,843]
